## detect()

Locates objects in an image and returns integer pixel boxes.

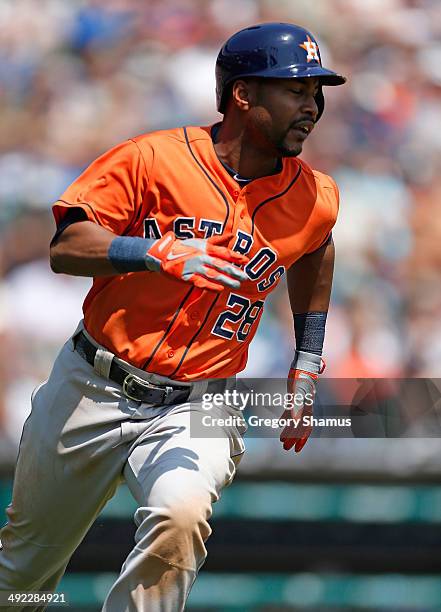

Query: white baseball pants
[0,327,245,611]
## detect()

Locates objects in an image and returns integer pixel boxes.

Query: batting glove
[279,350,325,453]
[145,231,249,292]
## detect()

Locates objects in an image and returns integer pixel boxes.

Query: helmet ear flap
[218,80,235,114]
[315,87,325,123]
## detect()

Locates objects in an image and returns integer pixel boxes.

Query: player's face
[247,77,320,157]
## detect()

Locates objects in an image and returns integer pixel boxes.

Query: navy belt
[74,331,191,405]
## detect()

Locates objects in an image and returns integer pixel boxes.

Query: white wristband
[291,350,322,375]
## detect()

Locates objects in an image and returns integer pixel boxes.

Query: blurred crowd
[1,0,441,463]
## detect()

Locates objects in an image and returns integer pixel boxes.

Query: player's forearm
[287,238,335,357]
[50,221,121,276]
[281,241,335,452]
[287,238,335,313]
[50,222,248,292]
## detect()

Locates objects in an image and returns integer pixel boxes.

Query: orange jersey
[53,125,339,381]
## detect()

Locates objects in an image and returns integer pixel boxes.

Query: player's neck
[213,120,281,180]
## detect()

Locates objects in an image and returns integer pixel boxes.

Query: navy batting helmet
[215,22,346,121]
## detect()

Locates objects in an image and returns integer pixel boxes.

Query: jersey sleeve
[52,139,151,236]
[304,176,339,254]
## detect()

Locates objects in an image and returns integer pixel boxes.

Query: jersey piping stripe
[143,127,230,374]
[183,127,230,231]
[250,164,302,236]
[141,286,194,370]
[169,294,220,378]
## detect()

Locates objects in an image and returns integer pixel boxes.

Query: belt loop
[94,348,114,379]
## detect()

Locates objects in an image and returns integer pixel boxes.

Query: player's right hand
[145,231,249,292]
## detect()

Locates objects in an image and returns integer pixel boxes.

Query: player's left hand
[279,351,324,453]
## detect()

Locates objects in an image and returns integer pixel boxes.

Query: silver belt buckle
[122,373,172,403]
[122,373,153,402]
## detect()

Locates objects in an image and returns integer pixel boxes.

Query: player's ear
[231,79,256,111]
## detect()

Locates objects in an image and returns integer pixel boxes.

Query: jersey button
[167,350,174,358]
[190,311,199,320]
[233,190,239,197]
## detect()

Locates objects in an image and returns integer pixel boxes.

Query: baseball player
[0,23,345,611]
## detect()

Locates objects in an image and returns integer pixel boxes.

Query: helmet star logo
[299,35,320,63]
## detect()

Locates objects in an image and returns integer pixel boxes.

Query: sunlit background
[1,0,441,610]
